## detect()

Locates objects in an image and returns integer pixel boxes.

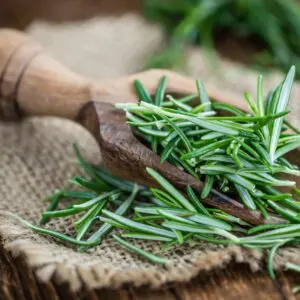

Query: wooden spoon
[0,28,274,225]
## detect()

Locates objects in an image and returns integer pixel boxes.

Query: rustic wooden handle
[0,28,91,121]
[0,28,247,122]
[91,69,247,111]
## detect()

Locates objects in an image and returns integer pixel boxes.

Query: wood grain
[0,242,298,300]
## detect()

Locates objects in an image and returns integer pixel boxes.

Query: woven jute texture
[0,14,300,292]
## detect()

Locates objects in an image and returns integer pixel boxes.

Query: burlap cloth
[1,14,300,292]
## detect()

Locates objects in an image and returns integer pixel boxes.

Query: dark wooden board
[1,243,299,300]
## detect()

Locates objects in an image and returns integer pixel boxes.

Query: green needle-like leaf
[234,184,256,210]
[146,167,196,212]
[113,235,168,264]
[269,66,295,163]
[134,80,153,103]
[196,79,211,112]
[154,76,168,106]
[186,185,211,216]
[102,209,176,238]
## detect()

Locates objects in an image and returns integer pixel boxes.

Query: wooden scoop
[0,29,270,224]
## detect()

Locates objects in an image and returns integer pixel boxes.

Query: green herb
[146,167,196,211]
[143,0,300,78]
[40,192,62,225]
[269,66,295,163]
[119,68,300,225]
[6,212,101,246]
[83,184,139,247]
[268,242,285,279]
[186,185,211,216]
[113,235,168,264]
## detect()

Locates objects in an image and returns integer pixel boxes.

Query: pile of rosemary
[143,0,300,78]
[117,66,300,221]
[8,66,300,284]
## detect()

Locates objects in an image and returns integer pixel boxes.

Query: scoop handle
[0,28,246,122]
[0,28,92,121]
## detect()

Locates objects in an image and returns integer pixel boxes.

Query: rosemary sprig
[117,66,300,223]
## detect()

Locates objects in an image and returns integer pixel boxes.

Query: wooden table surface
[1,243,299,300]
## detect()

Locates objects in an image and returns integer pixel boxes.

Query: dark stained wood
[1,242,299,300]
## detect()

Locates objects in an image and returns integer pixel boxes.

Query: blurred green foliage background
[144,0,300,78]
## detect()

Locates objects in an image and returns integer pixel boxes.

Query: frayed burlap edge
[1,216,300,292]
[0,217,261,291]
